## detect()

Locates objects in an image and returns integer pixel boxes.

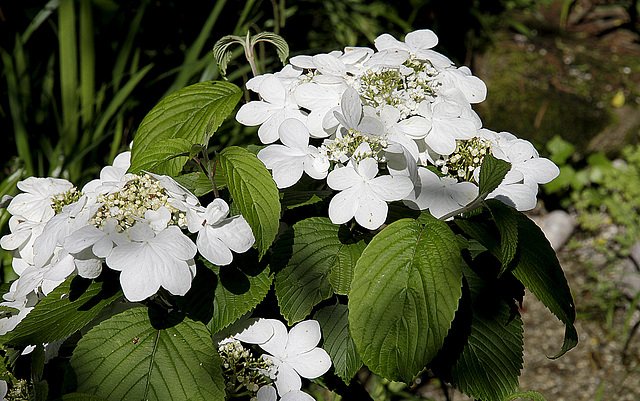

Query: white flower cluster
[220,318,331,401]
[0,151,256,331]
[238,29,559,227]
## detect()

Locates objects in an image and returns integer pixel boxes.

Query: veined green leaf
[349,217,463,382]
[478,154,511,198]
[435,265,524,401]
[132,138,191,176]
[314,304,362,384]
[200,252,272,335]
[71,307,225,400]
[0,276,122,347]
[61,394,108,401]
[274,217,365,324]
[218,146,280,259]
[130,81,242,174]
[280,190,332,210]
[456,211,577,358]
[486,199,519,274]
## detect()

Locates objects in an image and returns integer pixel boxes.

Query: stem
[201,149,220,198]
[244,31,259,77]
[438,193,487,221]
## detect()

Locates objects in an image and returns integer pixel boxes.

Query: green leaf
[275,218,364,324]
[62,394,108,401]
[131,137,191,176]
[130,81,242,174]
[349,217,463,382]
[70,307,225,400]
[314,304,362,384]
[438,265,524,401]
[0,276,122,347]
[280,190,332,210]
[478,154,511,198]
[251,32,289,66]
[205,251,272,334]
[173,170,226,197]
[456,211,577,358]
[218,146,281,259]
[486,200,519,274]
[505,391,548,401]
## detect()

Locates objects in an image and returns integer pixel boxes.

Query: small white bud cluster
[90,173,185,230]
[436,137,490,182]
[51,187,82,214]
[358,59,437,119]
[218,338,275,398]
[322,128,388,163]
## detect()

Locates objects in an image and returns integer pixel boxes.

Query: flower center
[51,188,82,214]
[436,137,491,182]
[90,173,185,231]
[357,58,438,118]
[322,128,387,163]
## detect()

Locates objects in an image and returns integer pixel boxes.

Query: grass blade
[58,0,79,153]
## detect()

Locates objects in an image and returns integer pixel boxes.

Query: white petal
[287,347,332,379]
[215,215,255,253]
[273,361,303,396]
[328,186,360,225]
[260,319,289,357]
[354,188,388,230]
[280,390,315,401]
[257,385,278,401]
[197,227,233,266]
[233,318,275,344]
[326,165,361,191]
[405,29,438,51]
[287,320,321,355]
[279,119,310,150]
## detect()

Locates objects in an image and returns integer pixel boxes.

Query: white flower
[32,196,99,268]
[327,158,413,230]
[64,219,129,259]
[293,81,348,138]
[0,379,7,401]
[237,75,307,144]
[185,199,255,266]
[82,151,134,197]
[7,177,73,222]
[258,320,331,397]
[417,100,477,156]
[436,66,487,104]
[105,223,197,302]
[258,119,329,188]
[374,29,438,57]
[404,167,478,219]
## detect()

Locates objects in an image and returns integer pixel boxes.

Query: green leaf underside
[218,146,281,259]
[314,304,362,384]
[478,154,511,197]
[132,138,191,176]
[486,200,519,274]
[0,276,121,347]
[448,266,524,401]
[349,217,463,382]
[71,307,225,401]
[275,217,364,324]
[130,81,242,174]
[455,210,577,358]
